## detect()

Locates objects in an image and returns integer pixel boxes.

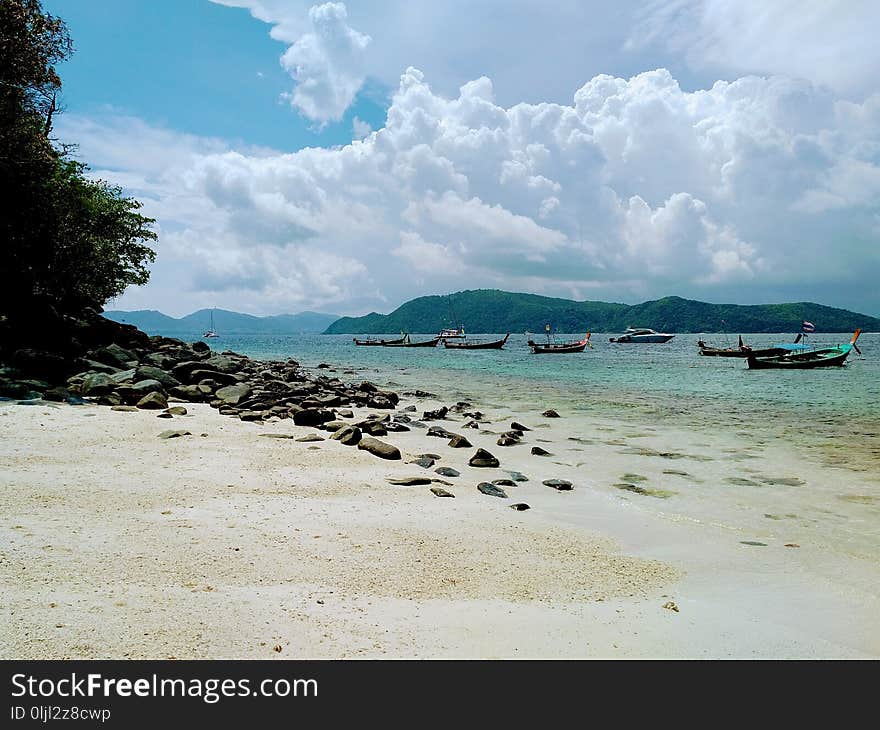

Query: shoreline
[3,370,879,658]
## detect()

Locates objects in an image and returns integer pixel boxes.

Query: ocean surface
[160,329,880,469]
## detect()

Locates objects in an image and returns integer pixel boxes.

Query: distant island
[323,291,880,334]
[104,309,340,335]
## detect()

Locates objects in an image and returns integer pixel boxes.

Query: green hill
[104,309,340,335]
[322,291,880,334]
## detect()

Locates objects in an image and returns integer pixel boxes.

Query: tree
[0,0,156,318]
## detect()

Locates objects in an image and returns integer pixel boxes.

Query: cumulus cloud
[630,0,880,98]
[65,65,880,316]
[277,3,371,123]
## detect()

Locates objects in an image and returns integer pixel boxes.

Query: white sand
[1,397,878,658]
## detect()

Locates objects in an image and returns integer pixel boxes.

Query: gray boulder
[357,436,401,460]
[137,392,168,410]
[215,383,252,405]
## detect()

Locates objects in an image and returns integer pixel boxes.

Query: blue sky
[41,1,880,317]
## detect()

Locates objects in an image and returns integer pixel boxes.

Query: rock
[427,425,453,438]
[296,434,325,442]
[369,395,395,410]
[158,429,191,439]
[97,393,123,406]
[531,446,551,456]
[509,503,530,511]
[430,487,455,498]
[169,385,207,402]
[360,421,387,436]
[239,411,264,421]
[157,412,174,419]
[463,420,480,429]
[191,341,211,353]
[385,421,410,432]
[130,379,165,396]
[409,455,435,469]
[469,448,500,468]
[215,383,252,406]
[662,601,680,613]
[492,479,516,487]
[422,406,448,420]
[330,425,361,445]
[292,408,335,427]
[189,370,239,386]
[258,433,296,439]
[402,405,416,412]
[136,392,168,410]
[434,467,460,478]
[317,420,348,432]
[10,349,71,381]
[542,409,560,418]
[447,434,472,448]
[89,343,137,369]
[497,436,520,446]
[166,406,188,416]
[81,372,116,396]
[357,436,401,460]
[42,386,69,402]
[109,368,137,384]
[510,421,531,431]
[388,476,433,486]
[477,482,508,498]
[543,478,573,491]
[134,365,179,388]
[111,405,138,412]
[337,409,354,418]
[507,471,529,482]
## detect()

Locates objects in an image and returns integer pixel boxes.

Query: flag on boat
[802,320,815,333]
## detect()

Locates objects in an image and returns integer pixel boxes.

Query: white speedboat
[609,327,674,343]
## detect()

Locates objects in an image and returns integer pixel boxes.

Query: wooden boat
[353,336,406,346]
[443,334,509,350]
[747,330,862,369]
[609,327,674,343]
[698,333,805,357]
[529,333,592,353]
[381,335,441,348]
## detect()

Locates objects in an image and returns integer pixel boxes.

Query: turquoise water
[165,330,880,467]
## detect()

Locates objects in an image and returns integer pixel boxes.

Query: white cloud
[64,64,880,316]
[352,115,372,139]
[630,0,880,98]
[278,3,370,122]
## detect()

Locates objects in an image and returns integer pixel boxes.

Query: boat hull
[747,346,852,369]
[444,334,509,350]
[353,337,406,346]
[382,337,441,348]
[609,334,674,343]
[528,339,588,353]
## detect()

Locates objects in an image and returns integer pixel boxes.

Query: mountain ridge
[103,308,340,335]
[322,290,880,334]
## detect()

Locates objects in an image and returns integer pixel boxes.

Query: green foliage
[324,290,880,334]
[0,0,156,317]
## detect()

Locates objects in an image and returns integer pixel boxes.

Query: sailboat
[203,309,219,339]
[438,295,465,339]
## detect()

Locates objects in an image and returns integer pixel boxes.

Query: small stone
[158,429,192,439]
[492,479,516,487]
[136,391,168,410]
[430,487,455,498]
[784,543,801,548]
[510,421,531,431]
[357,436,401,460]
[447,434,472,448]
[740,540,768,546]
[329,425,361,445]
[427,425,453,438]
[296,434,325,442]
[497,436,519,446]
[110,405,138,412]
[434,467,460,478]
[477,482,508,498]
[408,455,435,469]
[259,433,296,439]
[166,406,188,416]
[157,412,174,419]
[542,409,560,418]
[507,471,529,482]
[543,478,573,491]
[531,446,551,456]
[662,601,679,613]
[509,503,530,511]
[469,448,500,468]
[388,476,433,486]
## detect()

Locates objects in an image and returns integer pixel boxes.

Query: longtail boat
[698,333,806,357]
[381,335,441,348]
[353,336,406,346]
[443,334,509,350]
[529,332,592,354]
[747,330,862,370]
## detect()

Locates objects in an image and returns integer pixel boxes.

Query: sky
[43,0,880,317]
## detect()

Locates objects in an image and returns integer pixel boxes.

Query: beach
[3,373,878,659]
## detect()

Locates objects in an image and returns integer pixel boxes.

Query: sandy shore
[2,393,878,659]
